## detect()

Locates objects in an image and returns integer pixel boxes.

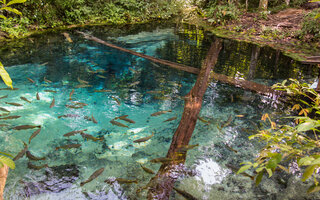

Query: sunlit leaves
[0,62,13,89]
[0,155,15,169]
[6,0,26,6]
[0,7,22,15]
[237,164,252,174]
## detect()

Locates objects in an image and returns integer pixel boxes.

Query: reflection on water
[0,23,319,199]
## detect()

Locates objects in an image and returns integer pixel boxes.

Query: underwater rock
[23,164,79,197]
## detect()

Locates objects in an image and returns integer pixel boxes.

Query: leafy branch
[0,0,26,19]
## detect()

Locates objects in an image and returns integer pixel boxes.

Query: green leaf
[6,0,27,6]
[255,171,264,186]
[310,157,320,165]
[315,13,320,19]
[237,165,252,174]
[296,121,317,132]
[298,156,314,166]
[302,165,317,182]
[0,7,22,16]
[266,168,273,177]
[0,155,15,169]
[0,15,6,19]
[307,184,320,193]
[0,62,13,89]
[0,151,13,158]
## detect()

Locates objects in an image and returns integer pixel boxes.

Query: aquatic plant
[238,79,320,193]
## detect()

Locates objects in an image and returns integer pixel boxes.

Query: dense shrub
[300,8,320,39]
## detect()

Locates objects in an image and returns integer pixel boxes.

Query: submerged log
[146,39,222,200]
[77,31,282,97]
[0,165,8,200]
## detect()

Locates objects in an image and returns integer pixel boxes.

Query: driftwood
[77,31,282,97]
[146,39,222,200]
[0,165,8,200]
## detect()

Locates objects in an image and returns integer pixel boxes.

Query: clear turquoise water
[0,23,319,200]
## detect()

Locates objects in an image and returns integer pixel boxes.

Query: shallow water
[0,23,319,200]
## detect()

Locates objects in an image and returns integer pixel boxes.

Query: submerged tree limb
[146,39,222,200]
[0,165,8,200]
[77,31,282,97]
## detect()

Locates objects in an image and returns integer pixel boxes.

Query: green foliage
[0,0,26,19]
[0,151,15,169]
[300,8,320,39]
[205,3,240,25]
[239,79,320,193]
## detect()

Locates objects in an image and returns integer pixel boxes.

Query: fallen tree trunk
[0,165,8,200]
[146,38,222,200]
[77,31,282,97]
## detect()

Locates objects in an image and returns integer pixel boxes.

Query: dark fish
[0,107,10,112]
[27,162,48,170]
[92,114,98,124]
[63,129,87,137]
[62,32,73,43]
[163,117,177,122]
[197,116,209,123]
[75,84,92,88]
[0,115,20,120]
[55,144,81,150]
[69,89,75,100]
[5,102,23,106]
[0,95,8,99]
[129,67,137,73]
[12,125,41,130]
[110,120,129,128]
[81,132,103,142]
[173,187,199,200]
[36,92,40,100]
[65,104,83,109]
[96,75,107,79]
[80,168,105,186]
[140,164,155,174]
[26,151,46,161]
[29,128,41,144]
[105,178,138,184]
[151,110,172,116]
[114,115,128,120]
[44,90,57,93]
[27,78,35,83]
[133,132,154,143]
[225,144,238,153]
[119,117,135,124]
[20,96,31,103]
[225,164,254,180]
[0,88,19,90]
[94,89,112,93]
[221,115,232,128]
[44,77,52,83]
[72,102,88,107]
[176,144,199,153]
[58,114,80,119]
[112,96,121,105]
[50,97,55,108]
[77,77,89,84]
[150,157,174,164]
[13,142,28,161]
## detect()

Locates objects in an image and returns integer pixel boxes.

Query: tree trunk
[247,45,260,80]
[259,0,268,11]
[0,165,9,200]
[147,38,222,200]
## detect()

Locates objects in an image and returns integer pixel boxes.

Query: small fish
[27,78,35,83]
[13,125,41,130]
[230,94,234,102]
[119,117,135,124]
[58,114,81,119]
[62,32,73,43]
[146,90,163,94]
[95,69,107,73]
[197,116,209,123]
[27,162,48,170]
[80,132,103,142]
[0,107,10,112]
[97,75,107,79]
[0,88,19,90]
[75,84,92,88]
[150,157,173,164]
[0,115,20,120]
[129,67,137,73]
[112,96,121,105]
[0,113,9,117]
[140,164,155,174]
[176,144,199,153]
[44,77,52,83]
[114,115,128,120]
[235,115,245,118]
[29,128,41,144]
[92,114,98,124]
[221,115,232,128]
[69,89,75,100]
[50,97,55,108]
[5,102,23,106]
[65,104,83,109]
[72,102,88,107]
[225,144,238,153]
[55,144,81,150]
[94,89,112,93]
[63,129,87,137]
[20,96,31,103]
[105,178,138,184]
[133,132,154,143]
[80,168,105,186]
[130,81,140,87]
[36,92,40,100]
[173,187,199,200]
[13,142,28,161]
[225,164,254,180]
[0,95,8,99]
[110,120,129,128]
[163,117,177,122]
[151,110,172,116]
[84,116,92,121]
[77,77,89,84]
[26,151,46,161]
[44,90,57,93]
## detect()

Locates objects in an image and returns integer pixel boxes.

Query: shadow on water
[0,22,319,200]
